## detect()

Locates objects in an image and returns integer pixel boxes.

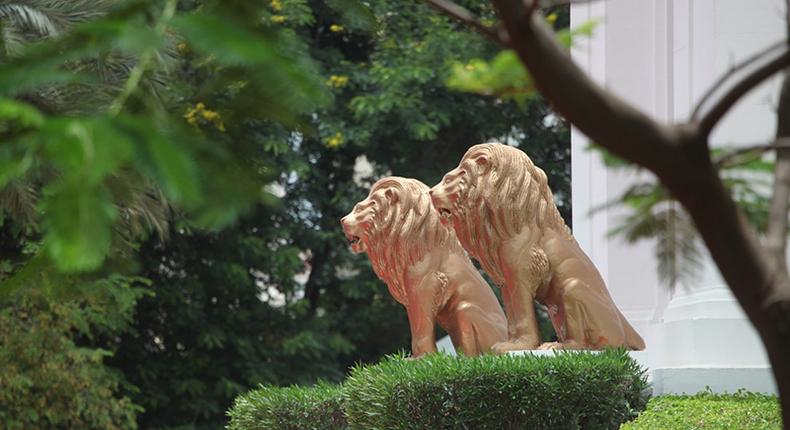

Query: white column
[571,0,784,395]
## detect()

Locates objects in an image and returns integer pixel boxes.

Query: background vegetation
[0,0,569,428]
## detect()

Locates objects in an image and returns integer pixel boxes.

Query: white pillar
[570,0,785,395]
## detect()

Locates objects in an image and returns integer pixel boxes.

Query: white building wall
[571,0,786,395]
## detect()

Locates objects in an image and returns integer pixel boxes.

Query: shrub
[344,349,647,430]
[227,382,347,430]
[620,391,781,430]
[0,285,143,430]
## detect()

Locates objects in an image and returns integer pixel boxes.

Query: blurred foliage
[0,0,330,279]
[0,0,571,429]
[0,276,148,430]
[446,13,595,105]
[587,144,774,289]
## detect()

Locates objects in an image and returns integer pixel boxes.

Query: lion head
[430,143,570,285]
[341,176,459,303]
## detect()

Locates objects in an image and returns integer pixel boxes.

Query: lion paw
[537,341,584,351]
[491,338,541,354]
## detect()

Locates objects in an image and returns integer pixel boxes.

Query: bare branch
[692,41,786,120]
[538,0,603,8]
[765,72,790,274]
[694,42,790,138]
[489,0,678,171]
[715,138,790,168]
[423,0,505,45]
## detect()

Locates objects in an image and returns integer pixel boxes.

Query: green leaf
[42,118,136,185]
[556,19,599,48]
[172,13,278,65]
[447,50,534,101]
[0,99,45,128]
[41,182,117,272]
[77,18,162,55]
[0,143,35,189]
[325,0,378,32]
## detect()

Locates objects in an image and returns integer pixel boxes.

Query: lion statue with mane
[430,143,645,352]
[341,176,507,357]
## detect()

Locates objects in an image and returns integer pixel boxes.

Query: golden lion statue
[429,143,645,352]
[341,176,507,357]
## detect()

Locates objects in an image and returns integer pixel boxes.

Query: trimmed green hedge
[228,349,647,430]
[620,391,781,430]
[227,383,346,430]
[345,350,648,429]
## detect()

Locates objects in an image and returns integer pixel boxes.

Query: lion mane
[365,177,462,305]
[453,143,573,286]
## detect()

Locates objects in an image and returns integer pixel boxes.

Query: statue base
[508,349,648,371]
[507,349,775,396]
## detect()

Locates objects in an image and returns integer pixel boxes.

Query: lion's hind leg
[449,302,508,356]
[552,279,626,349]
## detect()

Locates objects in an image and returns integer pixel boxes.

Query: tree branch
[538,0,604,8]
[691,41,787,121]
[694,42,790,138]
[715,138,790,168]
[487,0,679,172]
[765,72,790,274]
[423,0,505,45]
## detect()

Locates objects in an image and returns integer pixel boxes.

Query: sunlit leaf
[325,0,378,32]
[172,13,279,65]
[41,182,117,271]
[42,118,136,185]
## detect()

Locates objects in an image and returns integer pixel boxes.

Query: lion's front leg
[492,246,550,354]
[405,278,440,359]
[492,282,541,353]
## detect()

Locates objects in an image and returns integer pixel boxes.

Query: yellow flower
[176,42,190,54]
[464,63,476,71]
[330,24,344,33]
[201,110,220,121]
[547,13,558,25]
[325,132,343,149]
[270,0,283,12]
[271,15,287,23]
[184,102,226,132]
[327,75,349,88]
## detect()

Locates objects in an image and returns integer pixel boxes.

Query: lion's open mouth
[349,235,361,245]
[438,208,452,220]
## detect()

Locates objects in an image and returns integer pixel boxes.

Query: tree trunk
[767,69,790,428]
[768,72,790,270]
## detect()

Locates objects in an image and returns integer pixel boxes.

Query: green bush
[229,349,648,430]
[344,349,648,430]
[227,382,347,430]
[620,391,781,430]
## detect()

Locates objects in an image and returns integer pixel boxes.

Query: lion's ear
[385,188,399,204]
[475,155,490,170]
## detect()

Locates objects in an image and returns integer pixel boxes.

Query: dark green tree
[107,1,570,428]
